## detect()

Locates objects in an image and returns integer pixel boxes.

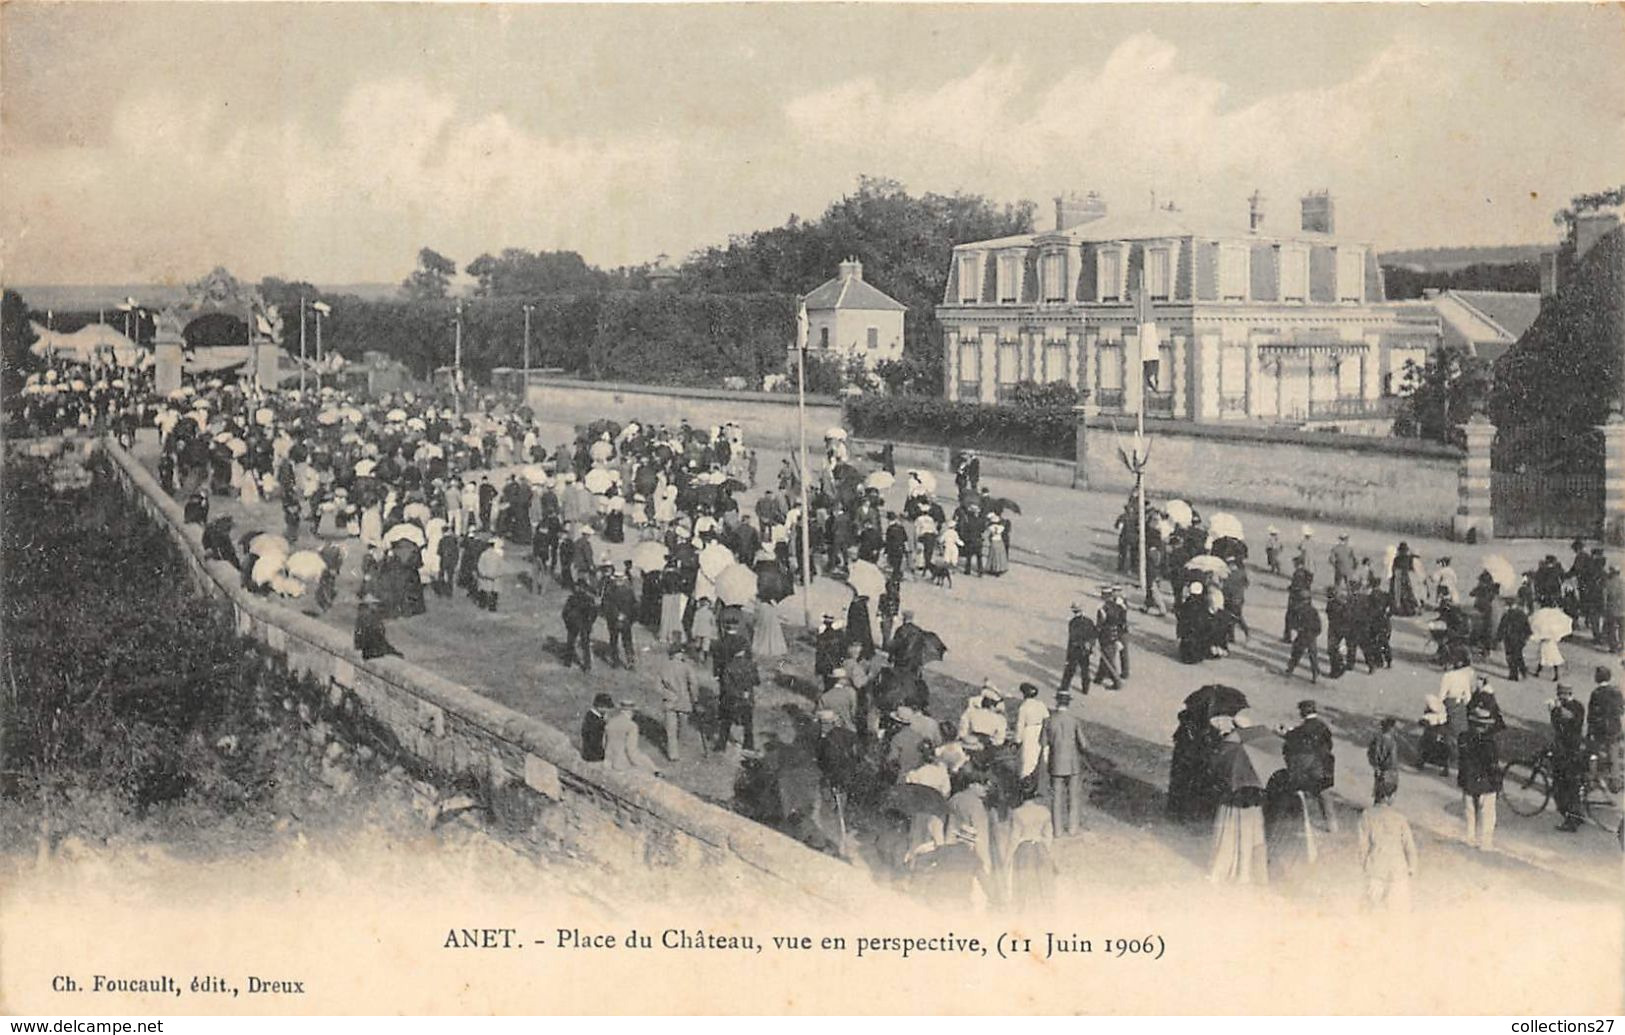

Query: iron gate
[1491,471,1604,539]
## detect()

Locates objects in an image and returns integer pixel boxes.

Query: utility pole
[299,296,308,394]
[795,297,813,628]
[522,302,534,400]
[454,299,464,419]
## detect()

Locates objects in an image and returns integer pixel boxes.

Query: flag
[796,299,808,351]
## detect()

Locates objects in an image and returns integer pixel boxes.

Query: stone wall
[1080,418,1463,536]
[525,377,843,450]
[99,438,862,908]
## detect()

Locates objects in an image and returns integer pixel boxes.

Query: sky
[4,3,1622,288]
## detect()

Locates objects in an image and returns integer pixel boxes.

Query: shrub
[844,395,1076,459]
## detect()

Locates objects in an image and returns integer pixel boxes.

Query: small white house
[800,258,907,369]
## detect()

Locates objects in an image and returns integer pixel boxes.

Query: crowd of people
[14,354,1623,911]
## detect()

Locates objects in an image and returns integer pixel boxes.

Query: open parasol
[715,564,758,607]
[583,468,615,494]
[1184,554,1231,577]
[1165,499,1194,527]
[865,470,895,491]
[589,439,614,463]
[384,523,427,548]
[631,540,668,572]
[1182,684,1250,725]
[846,559,886,599]
[698,542,736,579]
[1208,512,1244,541]
[906,469,938,496]
[251,553,284,587]
[1481,555,1517,594]
[284,550,327,580]
[1530,607,1573,641]
[254,407,276,427]
[271,575,306,599]
[250,533,289,559]
[354,459,377,478]
[385,408,407,422]
[824,427,848,441]
[521,465,550,485]
[403,502,432,525]
[1217,725,1285,793]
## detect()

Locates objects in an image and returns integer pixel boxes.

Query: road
[135,425,1623,913]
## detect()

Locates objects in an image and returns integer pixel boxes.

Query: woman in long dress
[658,564,688,644]
[690,595,718,653]
[1391,542,1420,617]
[751,598,787,659]
[985,516,1010,576]
[1208,717,1269,885]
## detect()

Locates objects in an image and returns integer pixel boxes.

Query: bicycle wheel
[1500,758,1551,817]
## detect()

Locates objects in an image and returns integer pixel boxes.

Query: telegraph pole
[794,297,814,628]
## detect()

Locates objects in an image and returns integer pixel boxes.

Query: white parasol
[251,554,284,587]
[284,550,327,580]
[583,468,615,494]
[715,564,758,607]
[865,471,895,491]
[250,533,290,559]
[1530,608,1573,642]
[384,523,427,548]
[386,408,407,422]
[824,427,848,441]
[589,439,614,463]
[271,575,306,599]
[1165,499,1194,527]
[522,465,550,485]
[402,502,432,525]
[846,559,886,599]
[255,407,276,427]
[354,459,377,478]
[699,542,735,579]
[1481,555,1517,593]
[1208,513,1244,541]
[907,469,938,496]
[631,540,668,571]
[1184,554,1231,577]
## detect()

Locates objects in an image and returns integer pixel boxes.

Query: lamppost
[522,302,534,398]
[299,296,307,394]
[310,300,331,392]
[793,296,813,627]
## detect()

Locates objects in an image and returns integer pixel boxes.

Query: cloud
[4,77,681,283]
[781,31,1619,249]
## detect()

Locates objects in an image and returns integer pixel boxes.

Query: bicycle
[1501,746,1624,847]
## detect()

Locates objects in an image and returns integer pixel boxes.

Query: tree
[466,248,603,297]
[2,289,41,400]
[1390,344,1490,446]
[1553,184,1625,240]
[400,248,457,301]
[680,175,1034,388]
[257,277,323,316]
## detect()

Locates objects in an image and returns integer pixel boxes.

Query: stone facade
[938,202,1441,427]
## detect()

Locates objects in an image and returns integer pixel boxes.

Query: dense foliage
[845,390,1077,459]
[682,176,1037,394]
[1486,225,1621,472]
[2,288,41,400]
[1389,344,1491,447]
[1380,261,1540,300]
[314,290,796,387]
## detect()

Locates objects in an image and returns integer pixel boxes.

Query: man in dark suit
[1550,684,1587,832]
[1058,601,1097,696]
[1043,690,1090,836]
[562,582,598,671]
[1282,699,1338,833]
[580,693,613,762]
[600,568,638,669]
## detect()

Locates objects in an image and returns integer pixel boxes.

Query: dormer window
[1098,247,1124,302]
[958,254,980,303]
[1220,244,1249,301]
[1041,251,1068,302]
[998,253,1021,304]
[1280,245,1309,302]
[1147,247,1171,301]
[1337,247,1365,303]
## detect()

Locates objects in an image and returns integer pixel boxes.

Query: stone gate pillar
[1453,413,1495,542]
[1071,394,1094,489]
[1604,403,1625,546]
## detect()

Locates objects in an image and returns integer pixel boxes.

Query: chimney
[1301,190,1335,234]
[1054,190,1108,231]
[1539,251,1559,298]
[1248,190,1265,232]
[1575,211,1620,262]
[838,257,863,281]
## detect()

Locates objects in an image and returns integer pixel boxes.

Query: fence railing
[1095,388,1126,411]
[1305,397,1398,419]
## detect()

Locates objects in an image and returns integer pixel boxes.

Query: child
[1264,526,1283,576]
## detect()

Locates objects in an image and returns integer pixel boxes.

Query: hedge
[844,396,1076,460]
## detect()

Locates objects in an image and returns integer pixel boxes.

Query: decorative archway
[152,267,285,393]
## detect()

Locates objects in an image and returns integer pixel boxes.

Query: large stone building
[801,259,906,370]
[937,191,1441,426]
